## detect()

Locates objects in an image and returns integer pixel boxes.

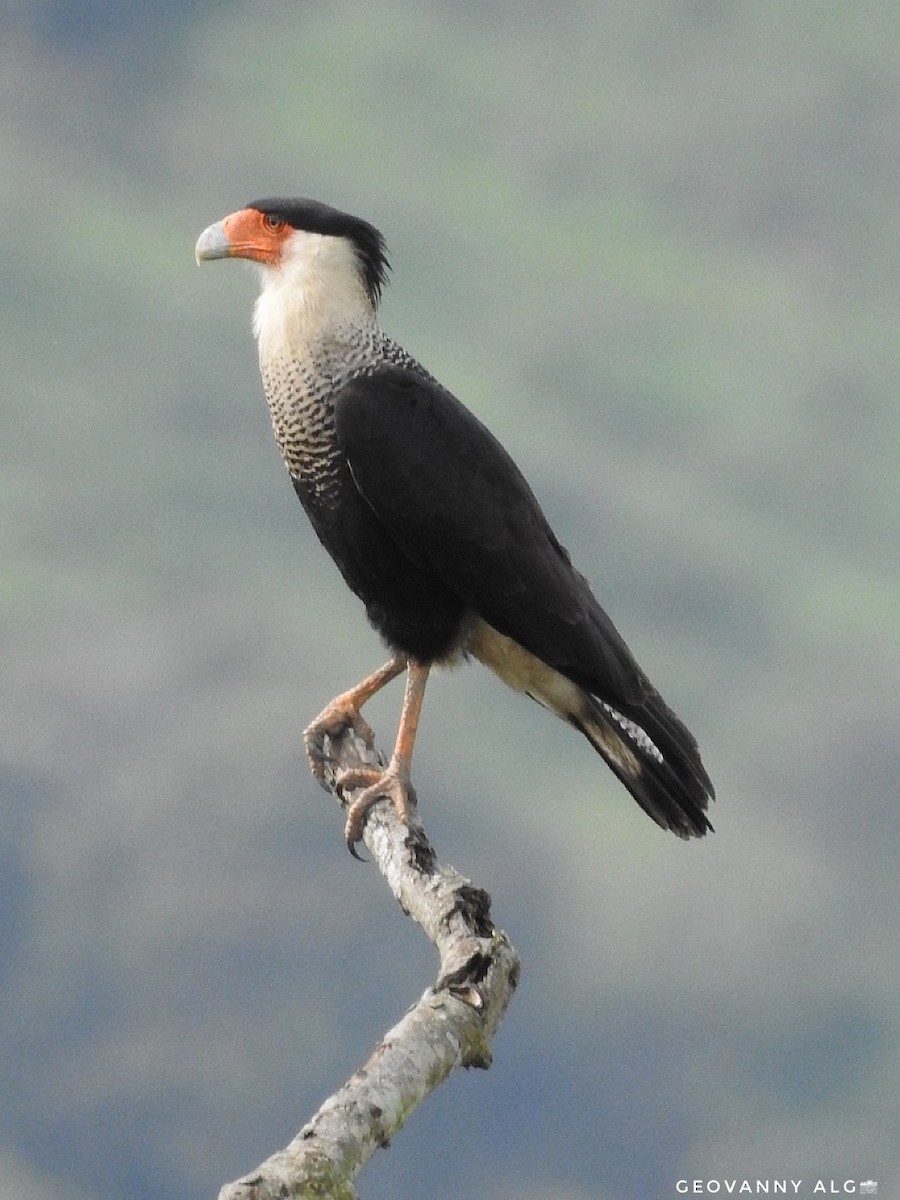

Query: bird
[195,198,714,852]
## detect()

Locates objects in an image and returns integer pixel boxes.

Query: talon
[346,835,368,862]
[337,761,417,855]
[302,658,406,782]
[302,729,328,781]
[303,701,375,779]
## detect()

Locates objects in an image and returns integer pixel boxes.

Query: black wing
[333,365,649,710]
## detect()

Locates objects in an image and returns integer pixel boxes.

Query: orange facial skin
[195,208,295,267]
[218,208,293,265]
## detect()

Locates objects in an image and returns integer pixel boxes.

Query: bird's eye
[263,214,284,232]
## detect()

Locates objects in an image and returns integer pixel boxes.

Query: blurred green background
[1,2,897,1198]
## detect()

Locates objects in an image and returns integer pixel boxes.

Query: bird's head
[195,198,390,312]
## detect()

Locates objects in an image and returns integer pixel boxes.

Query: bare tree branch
[217,727,521,1200]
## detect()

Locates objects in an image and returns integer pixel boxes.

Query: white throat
[252,230,376,362]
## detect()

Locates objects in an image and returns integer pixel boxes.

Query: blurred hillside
[1,3,898,1199]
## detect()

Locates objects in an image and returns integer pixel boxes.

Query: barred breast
[258,324,426,512]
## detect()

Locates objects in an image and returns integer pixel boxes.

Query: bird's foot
[303,697,376,783]
[301,700,374,782]
[302,658,407,781]
[336,759,417,858]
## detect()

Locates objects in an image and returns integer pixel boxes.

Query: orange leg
[337,660,430,854]
[303,656,407,780]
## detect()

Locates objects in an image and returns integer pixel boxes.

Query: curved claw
[303,704,376,781]
[346,835,369,862]
[337,761,417,857]
[303,659,406,782]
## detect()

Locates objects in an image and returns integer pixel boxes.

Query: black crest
[248,197,390,306]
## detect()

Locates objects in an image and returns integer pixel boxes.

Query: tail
[466,619,714,838]
[571,690,714,838]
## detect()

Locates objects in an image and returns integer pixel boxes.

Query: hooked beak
[195,220,232,264]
